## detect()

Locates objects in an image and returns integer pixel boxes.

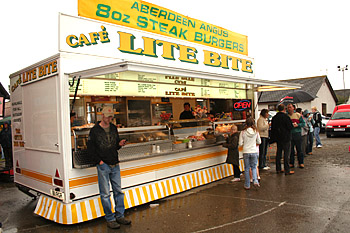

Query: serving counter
[71,119,244,168]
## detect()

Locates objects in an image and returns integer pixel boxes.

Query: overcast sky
[2,0,350,93]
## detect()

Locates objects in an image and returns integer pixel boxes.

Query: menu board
[69,72,246,99]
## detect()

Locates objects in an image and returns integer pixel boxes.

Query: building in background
[0,83,10,122]
[258,76,337,117]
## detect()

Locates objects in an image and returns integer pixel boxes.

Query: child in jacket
[223,124,241,182]
[239,118,261,189]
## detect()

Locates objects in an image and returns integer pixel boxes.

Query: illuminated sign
[233,99,251,111]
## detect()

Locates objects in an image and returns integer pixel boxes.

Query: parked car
[332,104,350,115]
[325,109,350,137]
[308,113,329,133]
[267,110,277,123]
[321,115,330,133]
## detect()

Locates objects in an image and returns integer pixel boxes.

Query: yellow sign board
[78,0,248,56]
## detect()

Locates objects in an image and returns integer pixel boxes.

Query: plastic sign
[78,0,248,56]
[60,15,254,78]
[233,99,251,111]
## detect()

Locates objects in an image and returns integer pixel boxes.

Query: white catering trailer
[9,2,299,224]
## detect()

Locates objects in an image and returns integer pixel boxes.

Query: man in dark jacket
[179,102,197,127]
[312,106,323,148]
[0,122,13,169]
[87,106,131,229]
[270,104,294,175]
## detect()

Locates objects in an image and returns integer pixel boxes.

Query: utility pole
[337,65,348,103]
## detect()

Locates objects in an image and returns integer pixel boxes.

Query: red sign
[233,100,251,111]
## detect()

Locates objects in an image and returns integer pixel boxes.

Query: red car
[332,104,350,115]
[325,109,350,137]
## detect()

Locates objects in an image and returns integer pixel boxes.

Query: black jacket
[0,126,12,149]
[270,112,293,143]
[179,110,197,127]
[222,132,240,166]
[87,122,122,165]
[312,111,322,128]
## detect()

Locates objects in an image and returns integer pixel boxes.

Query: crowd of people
[224,104,323,190]
[0,104,324,229]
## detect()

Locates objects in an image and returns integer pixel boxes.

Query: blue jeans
[259,137,268,168]
[314,127,322,146]
[306,131,314,154]
[290,133,304,166]
[243,153,259,188]
[97,163,125,222]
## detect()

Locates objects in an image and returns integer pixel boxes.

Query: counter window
[127,100,151,127]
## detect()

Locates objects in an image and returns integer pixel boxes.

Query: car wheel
[326,133,331,138]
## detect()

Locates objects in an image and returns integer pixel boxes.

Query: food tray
[192,138,216,148]
[172,142,188,150]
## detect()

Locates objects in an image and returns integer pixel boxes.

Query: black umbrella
[279,90,315,104]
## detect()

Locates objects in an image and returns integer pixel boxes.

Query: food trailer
[9,0,300,224]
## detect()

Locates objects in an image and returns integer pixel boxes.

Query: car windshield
[331,111,350,120]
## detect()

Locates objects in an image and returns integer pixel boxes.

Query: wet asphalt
[1,134,350,233]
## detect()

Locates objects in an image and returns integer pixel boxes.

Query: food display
[160,111,172,121]
[192,105,208,118]
[202,128,215,139]
[71,123,95,130]
[215,124,232,133]
[187,135,206,141]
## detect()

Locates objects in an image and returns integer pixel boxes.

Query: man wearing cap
[87,106,131,229]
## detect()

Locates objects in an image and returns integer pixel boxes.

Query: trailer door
[23,76,61,152]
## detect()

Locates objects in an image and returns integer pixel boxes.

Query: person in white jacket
[257,109,270,170]
[239,118,261,190]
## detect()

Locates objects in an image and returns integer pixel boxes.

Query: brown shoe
[307,152,312,155]
[107,221,121,229]
[299,164,305,168]
[116,217,131,225]
[285,171,295,175]
[289,164,294,168]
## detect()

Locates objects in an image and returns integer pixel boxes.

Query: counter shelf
[167,118,210,124]
[71,125,172,168]
[211,120,245,143]
[212,120,245,131]
[71,123,225,168]
[171,121,218,150]
[71,128,94,169]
